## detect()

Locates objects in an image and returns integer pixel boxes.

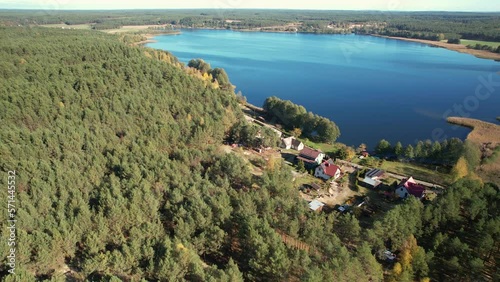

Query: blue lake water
[147,29,500,148]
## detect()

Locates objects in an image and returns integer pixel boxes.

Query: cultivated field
[39,23,92,29]
[102,24,171,34]
[460,39,500,49]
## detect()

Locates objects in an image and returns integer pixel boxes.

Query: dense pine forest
[263,97,341,144]
[0,26,499,281]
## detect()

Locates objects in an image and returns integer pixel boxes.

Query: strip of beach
[376,35,500,61]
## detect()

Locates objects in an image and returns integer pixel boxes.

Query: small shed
[362,177,382,188]
[365,168,385,180]
[359,151,370,158]
[309,200,325,212]
[311,183,322,191]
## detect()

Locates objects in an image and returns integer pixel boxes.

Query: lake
[147,29,500,148]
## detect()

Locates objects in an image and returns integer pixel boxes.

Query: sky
[0,0,499,12]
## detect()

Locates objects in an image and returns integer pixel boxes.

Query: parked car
[338,205,349,212]
[383,250,396,260]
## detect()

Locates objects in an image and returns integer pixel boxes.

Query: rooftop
[362,177,382,187]
[366,168,385,179]
[320,160,340,177]
[281,137,293,147]
[400,177,426,198]
[299,147,322,160]
[292,138,303,147]
[311,183,322,190]
[309,200,325,211]
[297,156,318,164]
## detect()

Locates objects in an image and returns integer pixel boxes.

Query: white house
[291,138,304,151]
[280,137,304,151]
[396,177,426,199]
[281,137,293,149]
[297,147,325,166]
[314,159,341,180]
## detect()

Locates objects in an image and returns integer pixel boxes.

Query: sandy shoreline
[447,117,500,145]
[376,35,500,61]
[135,31,181,46]
[447,117,500,185]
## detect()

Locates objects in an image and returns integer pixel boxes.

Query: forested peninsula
[0,25,498,282]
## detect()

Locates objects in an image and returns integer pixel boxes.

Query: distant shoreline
[374,35,500,62]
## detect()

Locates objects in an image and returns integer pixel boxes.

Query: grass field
[302,140,340,154]
[380,161,453,186]
[460,39,500,48]
[294,172,323,187]
[38,23,176,35]
[40,23,92,29]
[103,25,174,34]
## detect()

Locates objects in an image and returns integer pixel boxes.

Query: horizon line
[1,8,500,13]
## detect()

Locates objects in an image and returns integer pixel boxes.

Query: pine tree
[375,139,392,155]
[405,144,415,159]
[394,141,404,157]
[297,159,306,173]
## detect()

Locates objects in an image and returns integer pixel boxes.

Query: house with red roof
[297,147,325,167]
[395,177,426,199]
[314,159,341,180]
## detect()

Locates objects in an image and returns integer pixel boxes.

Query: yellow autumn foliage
[400,235,418,270]
[211,79,220,89]
[176,243,186,251]
[452,156,469,180]
[393,262,403,276]
[266,157,277,171]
